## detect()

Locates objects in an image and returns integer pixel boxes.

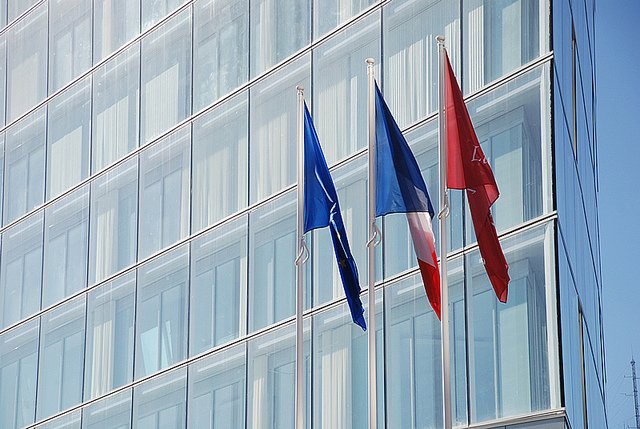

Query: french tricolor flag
[374,84,442,319]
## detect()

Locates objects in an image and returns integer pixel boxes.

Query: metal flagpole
[436,36,453,429]
[366,58,379,429]
[294,85,307,429]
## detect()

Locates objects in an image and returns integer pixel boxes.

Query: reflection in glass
[8,0,38,22]
[135,245,188,378]
[92,43,140,172]
[192,93,248,230]
[188,344,246,428]
[43,186,89,307]
[49,0,91,93]
[82,389,132,429]
[133,367,187,428]
[250,55,309,202]
[142,0,184,30]
[89,157,138,284]
[94,0,140,61]
[37,295,86,420]
[193,0,248,111]
[85,272,135,399]
[0,35,7,127]
[139,126,190,259]
[3,107,46,225]
[35,410,81,429]
[190,217,246,355]
[141,9,192,143]
[314,0,375,38]
[313,13,379,164]
[0,319,39,429]
[0,212,43,328]
[247,321,310,429]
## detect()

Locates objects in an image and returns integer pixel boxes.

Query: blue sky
[597,0,640,427]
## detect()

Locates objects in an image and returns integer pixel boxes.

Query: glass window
[3,106,46,225]
[0,35,7,127]
[133,367,187,428]
[187,344,246,429]
[314,0,375,38]
[85,272,135,400]
[94,0,140,62]
[0,212,43,328]
[8,0,38,22]
[247,321,310,429]
[46,77,91,200]
[92,43,140,172]
[0,319,39,429]
[193,0,248,111]
[249,192,296,331]
[0,134,5,221]
[135,245,188,378]
[192,92,247,230]
[190,217,246,355]
[37,295,86,420]
[82,389,132,429]
[384,0,459,128]
[139,126,190,259]
[89,157,138,285]
[49,0,91,93]
[35,410,81,429]
[313,12,380,164]
[43,186,89,307]
[312,290,384,428]
[385,258,467,427]
[467,224,551,422]
[7,3,47,122]
[249,54,309,202]
[249,0,310,77]
[464,0,546,93]
[142,0,184,30]
[141,8,192,143]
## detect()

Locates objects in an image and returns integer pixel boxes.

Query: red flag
[443,52,510,302]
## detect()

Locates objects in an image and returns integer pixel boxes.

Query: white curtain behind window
[50,128,82,197]
[95,97,130,169]
[319,326,351,428]
[145,64,179,141]
[95,200,116,281]
[256,112,288,199]
[10,54,39,118]
[90,303,114,397]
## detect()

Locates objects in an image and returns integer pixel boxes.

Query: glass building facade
[0,0,603,428]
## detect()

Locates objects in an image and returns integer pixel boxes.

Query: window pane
[0,134,5,221]
[312,290,384,428]
[190,216,246,355]
[89,157,138,285]
[0,212,43,328]
[82,389,132,429]
[133,367,187,428]
[37,295,86,420]
[313,12,379,164]
[135,245,188,378]
[192,92,247,230]
[142,0,184,30]
[92,43,140,172]
[139,126,190,259]
[467,223,551,422]
[35,410,81,429]
[43,186,89,307]
[7,3,47,122]
[0,319,39,429]
[141,8,192,143]
[249,54,309,202]
[383,0,459,128]
[3,107,46,225]
[0,35,7,127]
[46,77,91,200]
[385,258,467,427]
[249,0,310,77]
[464,0,545,93]
[187,344,246,429]
[314,0,375,38]
[249,192,296,331]
[94,0,140,62]
[8,0,38,22]
[247,321,310,429]
[49,0,91,93]
[85,272,135,400]
[193,0,248,111]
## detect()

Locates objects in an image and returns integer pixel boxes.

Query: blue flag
[303,104,366,331]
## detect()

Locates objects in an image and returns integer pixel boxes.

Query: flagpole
[366,57,378,429]
[437,35,453,429]
[295,85,306,429]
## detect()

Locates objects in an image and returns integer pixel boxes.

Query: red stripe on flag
[417,257,441,320]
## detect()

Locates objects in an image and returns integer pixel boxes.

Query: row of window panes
[0,62,552,333]
[1,222,556,428]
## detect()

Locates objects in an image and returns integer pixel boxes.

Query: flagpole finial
[366,58,375,66]
[436,35,445,45]
[296,85,304,94]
